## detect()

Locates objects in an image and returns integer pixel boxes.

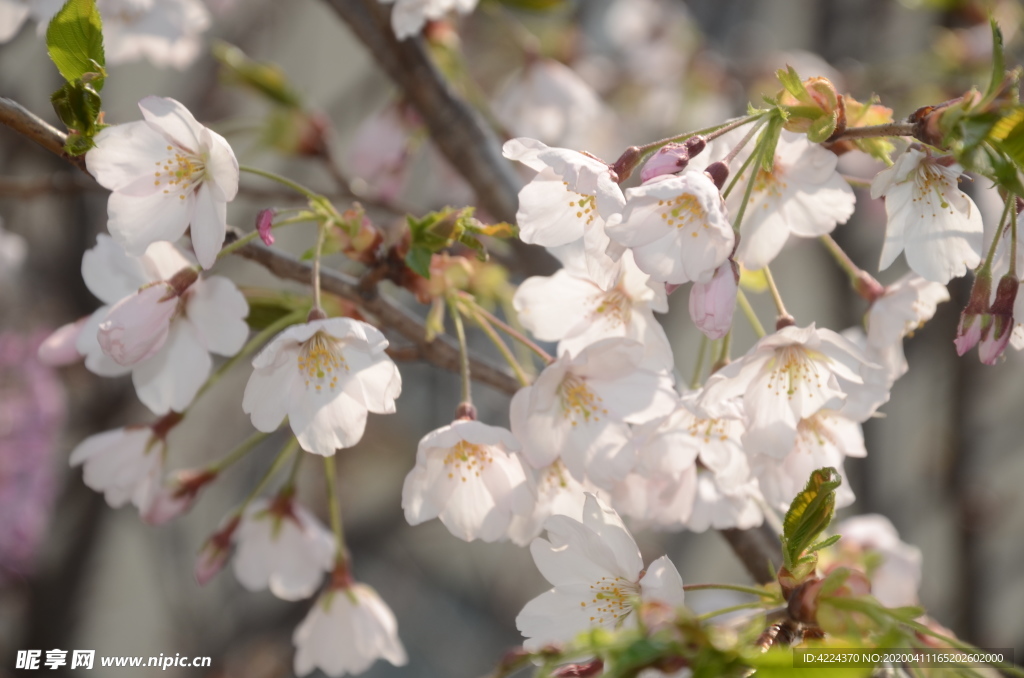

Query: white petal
[107,189,194,256]
[133,321,212,414]
[139,96,204,153]
[184,276,249,356]
[190,182,226,269]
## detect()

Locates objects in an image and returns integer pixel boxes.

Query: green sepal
[781,466,842,572]
[807,112,839,143]
[50,80,103,155]
[777,66,812,104]
[405,246,434,279]
[757,112,786,172]
[46,0,105,90]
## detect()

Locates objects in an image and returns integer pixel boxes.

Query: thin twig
[0,97,89,173]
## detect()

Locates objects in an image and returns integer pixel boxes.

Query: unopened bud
[256,208,276,246]
[704,161,729,191]
[954,270,993,357]
[689,261,738,340]
[640,143,690,183]
[194,515,240,586]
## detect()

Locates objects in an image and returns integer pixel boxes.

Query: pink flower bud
[142,469,217,526]
[640,143,690,183]
[978,274,1018,365]
[98,283,179,366]
[37,318,86,366]
[256,209,276,246]
[688,261,738,339]
[954,270,992,357]
[194,515,240,586]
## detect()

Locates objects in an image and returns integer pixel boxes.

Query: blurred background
[1,0,1024,675]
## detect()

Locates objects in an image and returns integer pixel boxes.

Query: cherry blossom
[513,250,673,370]
[699,324,871,459]
[506,460,595,547]
[69,426,163,513]
[232,495,335,601]
[688,261,738,340]
[293,576,407,677]
[493,58,614,153]
[242,317,402,456]
[870,147,983,283]
[378,0,479,40]
[510,338,676,486]
[606,169,733,285]
[866,273,950,354]
[613,396,762,531]
[504,137,626,289]
[86,96,238,269]
[402,419,530,542]
[516,494,686,651]
[699,128,855,270]
[75,236,249,415]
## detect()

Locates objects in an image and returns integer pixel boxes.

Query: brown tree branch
[0,96,89,173]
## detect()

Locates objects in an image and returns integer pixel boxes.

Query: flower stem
[690,335,708,389]
[714,330,732,369]
[312,220,327,312]
[239,165,319,201]
[236,437,298,516]
[324,455,350,565]
[635,114,761,157]
[466,304,531,386]
[981,195,1014,274]
[736,289,766,338]
[217,212,317,260]
[762,266,789,319]
[466,296,553,364]
[447,295,473,405]
[1011,200,1018,278]
[189,308,307,407]
[697,601,772,621]
[205,430,270,474]
[682,583,778,598]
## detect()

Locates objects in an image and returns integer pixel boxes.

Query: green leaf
[806,112,839,143]
[405,246,433,279]
[985,18,1005,103]
[781,467,842,570]
[806,533,842,555]
[46,0,105,90]
[777,66,811,103]
[757,113,785,172]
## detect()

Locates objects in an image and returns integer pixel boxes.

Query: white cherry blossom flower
[750,410,862,511]
[606,170,733,285]
[402,419,529,542]
[232,496,335,601]
[506,460,601,547]
[870,148,983,283]
[69,425,164,512]
[379,0,478,39]
[698,128,855,270]
[86,96,238,269]
[504,137,626,289]
[76,236,249,415]
[493,58,613,152]
[510,338,676,487]
[516,494,685,651]
[294,577,407,677]
[699,324,871,459]
[242,317,402,456]
[867,273,950,352]
[613,396,762,531]
[513,250,672,370]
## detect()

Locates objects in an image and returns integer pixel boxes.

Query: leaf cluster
[46,0,106,155]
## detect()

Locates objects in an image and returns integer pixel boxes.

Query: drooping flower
[232,494,335,601]
[69,423,170,513]
[506,460,596,547]
[510,338,676,487]
[516,494,686,651]
[606,169,733,285]
[293,567,407,677]
[688,260,738,340]
[513,250,673,370]
[75,236,249,415]
[504,137,626,289]
[698,324,871,459]
[86,96,239,269]
[402,419,529,542]
[870,147,983,283]
[378,0,479,40]
[242,317,402,456]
